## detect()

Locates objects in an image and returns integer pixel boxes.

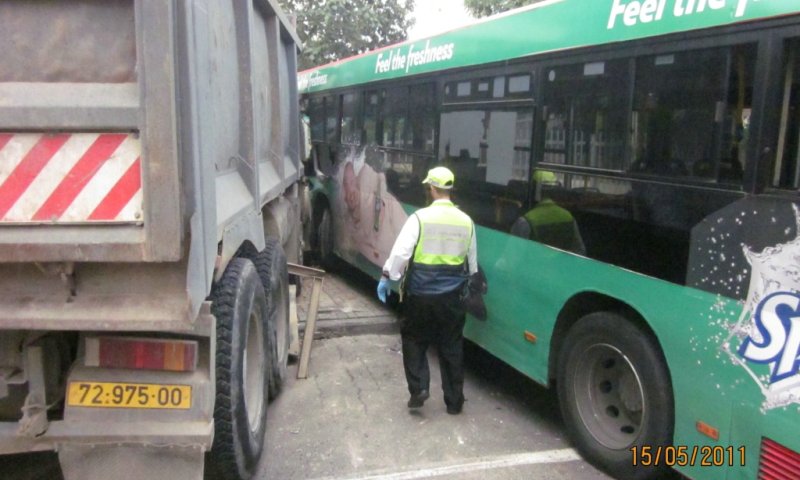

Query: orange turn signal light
[696,421,720,441]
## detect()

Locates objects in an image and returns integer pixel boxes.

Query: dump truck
[0,1,302,479]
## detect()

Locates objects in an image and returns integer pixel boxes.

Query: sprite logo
[721,204,800,410]
[740,292,800,384]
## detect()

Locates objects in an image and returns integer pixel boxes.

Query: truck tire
[318,206,335,269]
[255,238,290,399]
[207,258,270,480]
[557,312,673,480]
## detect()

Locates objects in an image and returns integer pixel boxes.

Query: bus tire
[318,206,335,269]
[207,258,270,480]
[255,237,290,399]
[557,312,673,480]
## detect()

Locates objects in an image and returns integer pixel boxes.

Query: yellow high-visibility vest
[407,200,473,296]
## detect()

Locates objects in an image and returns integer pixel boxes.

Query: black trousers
[401,291,466,409]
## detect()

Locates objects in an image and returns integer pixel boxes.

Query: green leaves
[464,0,540,18]
[278,0,415,70]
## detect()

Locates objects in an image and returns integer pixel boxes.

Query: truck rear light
[759,438,800,480]
[85,337,197,372]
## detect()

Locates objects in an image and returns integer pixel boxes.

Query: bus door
[308,95,339,177]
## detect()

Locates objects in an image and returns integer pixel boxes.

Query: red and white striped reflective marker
[0,133,142,223]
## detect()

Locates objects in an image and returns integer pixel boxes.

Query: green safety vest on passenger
[407,200,473,296]
[521,199,585,255]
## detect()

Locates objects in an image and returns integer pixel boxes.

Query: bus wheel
[318,206,335,269]
[207,258,270,480]
[557,312,673,480]
[255,237,290,399]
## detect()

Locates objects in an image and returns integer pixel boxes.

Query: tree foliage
[278,0,415,70]
[464,0,540,18]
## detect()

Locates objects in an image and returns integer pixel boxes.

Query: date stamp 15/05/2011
[630,445,746,467]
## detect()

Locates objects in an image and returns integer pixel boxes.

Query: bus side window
[383,87,408,149]
[629,45,755,185]
[773,39,800,190]
[307,95,338,176]
[439,108,532,229]
[308,97,324,143]
[408,83,436,154]
[363,91,380,146]
[307,96,335,175]
[541,60,629,171]
[340,92,360,146]
[324,95,339,145]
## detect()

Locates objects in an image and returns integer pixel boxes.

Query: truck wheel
[207,258,270,480]
[557,312,673,480]
[318,206,335,269]
[255,238,290,399]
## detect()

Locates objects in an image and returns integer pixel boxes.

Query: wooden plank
[297,276,323,379]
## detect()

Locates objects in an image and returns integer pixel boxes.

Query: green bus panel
[463,222,794,480]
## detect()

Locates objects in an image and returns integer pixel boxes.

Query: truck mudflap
[0,420,213,454]
[59,444,206,480]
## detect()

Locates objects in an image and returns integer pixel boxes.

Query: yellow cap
[422,166,455,189]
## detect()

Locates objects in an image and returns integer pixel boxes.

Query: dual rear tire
[207,258,270,480]
[206,239,291,480]
[254,238,291,399]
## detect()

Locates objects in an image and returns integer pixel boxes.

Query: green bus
[299,1,800,478]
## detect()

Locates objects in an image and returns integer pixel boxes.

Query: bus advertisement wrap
[729,206,800,410]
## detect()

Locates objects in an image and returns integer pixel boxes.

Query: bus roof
[298,0,798,94]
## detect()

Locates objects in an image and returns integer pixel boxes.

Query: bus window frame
[758,28,800,196]
[532,30,767,194]
[370,79,440,156]
[363,89,382,147]
[339,90,362,147]
[304,19,797,199]
[441,65,536,106]
[323,94,340,146]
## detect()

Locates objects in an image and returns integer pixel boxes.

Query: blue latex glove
[377,277,390,303]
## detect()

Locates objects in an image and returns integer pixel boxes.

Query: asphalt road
[257,333,612,480]
[255,263,613,480]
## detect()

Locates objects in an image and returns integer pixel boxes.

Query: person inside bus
[510,170,586,255]
[377,166,478,415]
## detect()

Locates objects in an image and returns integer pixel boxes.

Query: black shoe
[407,390,429,409]
[446,404,462,415]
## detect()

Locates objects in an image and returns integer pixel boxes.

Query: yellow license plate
[67,382,191,409]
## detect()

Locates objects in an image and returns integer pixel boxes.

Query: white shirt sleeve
[382,214,420,281]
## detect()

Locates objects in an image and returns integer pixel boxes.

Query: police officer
[377,166,477,415]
